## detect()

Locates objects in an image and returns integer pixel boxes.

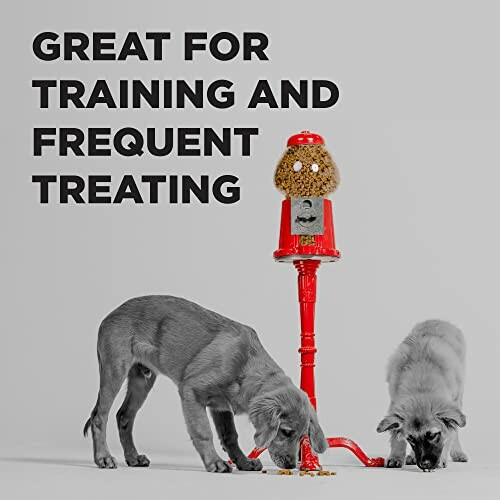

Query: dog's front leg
[405,449,416,465]
[180,388,232,473]
[210,409,263,471]
[386,432,407,468]
[450,430,468,463]
[438,433,454,468]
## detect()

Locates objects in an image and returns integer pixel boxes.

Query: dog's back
[387,319,465,405]
[97,295,258,385]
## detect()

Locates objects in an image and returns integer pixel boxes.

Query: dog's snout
[419,458,436,471]
[269,451,297,470]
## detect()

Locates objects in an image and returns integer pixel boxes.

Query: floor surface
[1,449,497,500]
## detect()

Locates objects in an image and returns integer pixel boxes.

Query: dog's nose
[420,459,433,470]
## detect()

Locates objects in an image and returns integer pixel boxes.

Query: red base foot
[247,436,384,469]
[248,447,265,460]
[299,436,321,470]
[328,437,385,467]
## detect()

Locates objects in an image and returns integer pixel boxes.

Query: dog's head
[377,396,466,471]
[249,385,327,469]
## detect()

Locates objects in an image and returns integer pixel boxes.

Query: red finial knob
[287,131,325,147]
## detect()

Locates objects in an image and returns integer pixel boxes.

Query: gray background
[1,0,499,476]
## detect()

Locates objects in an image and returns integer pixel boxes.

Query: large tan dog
[377,320,468,471]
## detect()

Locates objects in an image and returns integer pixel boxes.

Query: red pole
[294,259,321,470]
[247,257,385,469]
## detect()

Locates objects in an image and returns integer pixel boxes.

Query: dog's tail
[83,403,98,437]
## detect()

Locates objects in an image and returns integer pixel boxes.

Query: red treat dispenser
[248,131,384,470]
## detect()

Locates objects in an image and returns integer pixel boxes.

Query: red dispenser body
[274,198,341,262]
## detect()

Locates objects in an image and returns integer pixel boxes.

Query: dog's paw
[95,455,118,469]
[386,457,403,468]
[126,454,150,467]
[236,458,263,471]
[206,458,233,473]
[438,458,448,469]
[406,453,416,465]
[451,451,468,463]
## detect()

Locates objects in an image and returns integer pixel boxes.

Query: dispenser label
[291,197,324,235]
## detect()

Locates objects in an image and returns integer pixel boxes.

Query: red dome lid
[287,130,324,147]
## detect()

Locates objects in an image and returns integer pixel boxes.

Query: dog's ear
[308,410,328,454]
[249,396,280,448]
[436,405,466,429]
[376,414,403,433]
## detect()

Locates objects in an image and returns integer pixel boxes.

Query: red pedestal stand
[248,259,384,469]
[294,259,384,468]
[247,196,384,470]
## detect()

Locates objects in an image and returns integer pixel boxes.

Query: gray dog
[377,319,468,471]
[84,295,327,472]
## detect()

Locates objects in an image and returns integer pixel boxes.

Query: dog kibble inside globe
[274,131,340,198]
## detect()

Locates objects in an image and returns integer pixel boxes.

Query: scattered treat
[299,470,316,476]
[317,470,336,476]
[262,468,335,476]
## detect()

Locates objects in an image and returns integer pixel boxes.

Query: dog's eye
[280,428,294,438]
[426,431,441,441]
[293,161,303,172]
[311,163,319,172]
